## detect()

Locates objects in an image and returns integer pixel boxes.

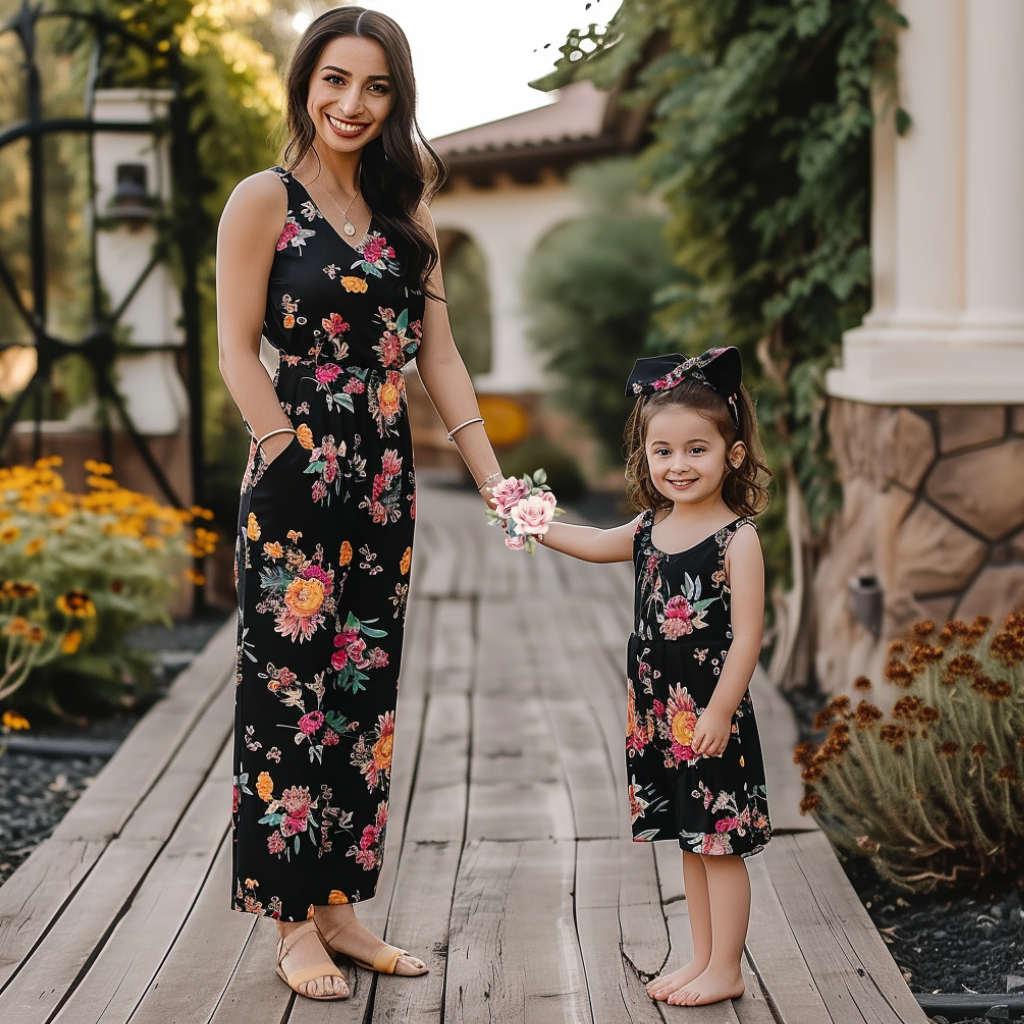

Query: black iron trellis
[0,0,206,611]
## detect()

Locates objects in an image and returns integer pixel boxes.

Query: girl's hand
[691,708,733,757]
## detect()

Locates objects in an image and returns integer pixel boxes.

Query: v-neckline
[648,510,742,559]
[284,168,374,257]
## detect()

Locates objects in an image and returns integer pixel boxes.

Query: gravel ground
[0,612,230,888]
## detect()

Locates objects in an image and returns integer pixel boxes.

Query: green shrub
[501,438,587,501]
[798,613,1024,892]
[0,456,217,715]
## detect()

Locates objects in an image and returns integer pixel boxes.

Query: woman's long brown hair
[281,6,447,298]
[624,380,772,517]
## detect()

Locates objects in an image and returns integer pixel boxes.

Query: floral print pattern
[626,510,771,857]
[232,166,421,920]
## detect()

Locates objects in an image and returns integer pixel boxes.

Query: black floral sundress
[231,166,422,920]
[626,510,772,857]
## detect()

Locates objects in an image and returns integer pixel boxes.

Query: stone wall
[813,399,1024,696]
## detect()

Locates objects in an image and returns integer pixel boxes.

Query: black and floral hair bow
[625,346,742,400]
[625,346,743,425]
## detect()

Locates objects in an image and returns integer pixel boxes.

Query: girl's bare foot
[668,966,744,1006]
[313,904,427,976]
[646,957,710,1001]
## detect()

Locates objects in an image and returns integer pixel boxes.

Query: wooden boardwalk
[0,480,929,1024]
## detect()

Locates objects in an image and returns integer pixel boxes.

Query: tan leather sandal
[276,920,351,999]
[313,919,428,976]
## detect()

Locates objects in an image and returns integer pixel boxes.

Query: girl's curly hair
[624,379,772,516]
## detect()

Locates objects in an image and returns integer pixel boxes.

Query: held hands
[690,707,733,758]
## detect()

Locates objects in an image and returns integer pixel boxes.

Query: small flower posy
[484,469,564,554]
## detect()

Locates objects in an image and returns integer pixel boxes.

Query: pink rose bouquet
[485,468,564,554]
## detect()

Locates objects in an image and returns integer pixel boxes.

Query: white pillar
[963,0,1024,328]
[827,0,1024,405]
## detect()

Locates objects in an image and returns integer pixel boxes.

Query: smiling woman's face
[306,35,394,155]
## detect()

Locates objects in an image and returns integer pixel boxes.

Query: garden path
[0,478,928,1024]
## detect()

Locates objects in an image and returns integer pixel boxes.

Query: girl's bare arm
[216,171,294,463]
[691,523,764,756]
[412,204,501,500]
[537,515,642,563]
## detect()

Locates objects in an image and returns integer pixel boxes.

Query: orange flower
[670,710,697,748]
[246,513,261,541]
[56,589,96,617]
[284,577,325,617]
[263,541,284,559]
[377,374,403,420]
[1,710,29,731]
[399,546,411,575]
[340,540,353,566]
[61,629,82,654]
[327,890,349,904]
[23,537,44,556]
[256,771,274,802]
[340,276,368,293]
[4,616,29,636]
[0,525,20,543]
[296,423,315,449]
[26,624,46,644]
[372,732,394,772]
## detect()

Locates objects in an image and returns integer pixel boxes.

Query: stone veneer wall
[813,400,1024,696]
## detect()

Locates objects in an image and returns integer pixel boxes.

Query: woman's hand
[691,708,733,757]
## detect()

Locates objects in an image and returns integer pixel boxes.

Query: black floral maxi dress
[231,166,422,920]
[626,510,772,857]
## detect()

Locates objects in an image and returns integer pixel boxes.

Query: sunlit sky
[292,0,624,140]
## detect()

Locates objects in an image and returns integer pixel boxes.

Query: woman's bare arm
[216,171,295,463]
[536,515,641,563]
[412,203,501,499]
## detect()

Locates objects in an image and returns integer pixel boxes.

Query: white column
[827,0,1024,405]
[963,0,1024,328]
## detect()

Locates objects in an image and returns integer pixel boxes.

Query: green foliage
[501,437,587,501]
[798,614,1024,892]
[523,158,673,469]
[538,0,907,595]
[0,457,212,715]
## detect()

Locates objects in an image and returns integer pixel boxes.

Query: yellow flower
[61,629,82,654]
[340,540,353,566]
[284,577,325,617]
[0,525,20,543]
[263,541,284,559]
[1,580,39,600]
[83,459,112,475]
[56,590,96,617]
[22,537,44,557]
[399,546,411,575]
[184,569,206,586]
[296,423,315,449]
[1,710,30,731]
[340,276,368,293]
[327,890,349,905]
[26,624,46,644]
[48,499,71,517]
[246,512,261,541]
[671,711,697,748]
[256,771,274,802]
[4,616,29,636]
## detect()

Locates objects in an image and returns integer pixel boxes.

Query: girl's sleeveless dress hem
[626,509,772,858]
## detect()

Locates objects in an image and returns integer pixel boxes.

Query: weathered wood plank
[575,839,666,1024]
[445,839,592,1024]
[0,838,108,991]
[763,833,929,1024]
[207,921,292,1024]
[427,598,474,697]
[49,617,234,844]
[743,854,830,1024]
[52,744,232,1024]
[0,838,163,1023]
[127,837,255,1024]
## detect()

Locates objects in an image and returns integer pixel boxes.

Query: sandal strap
[368,944,409,974]
[277,924,348,987]
[284,962,348,989]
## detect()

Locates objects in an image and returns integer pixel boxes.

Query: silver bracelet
[256,426,296,450]
[446,417,484,443]
[476,470,502,492]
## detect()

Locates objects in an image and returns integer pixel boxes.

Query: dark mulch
[0,612,230,888]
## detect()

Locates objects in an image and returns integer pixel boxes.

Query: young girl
[535,346,772,1007]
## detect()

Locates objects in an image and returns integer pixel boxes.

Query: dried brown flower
[938,740,959,759]
[853,676,873,691]
[799,793,820,814]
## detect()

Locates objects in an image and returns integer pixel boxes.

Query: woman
[216,8,503,1000]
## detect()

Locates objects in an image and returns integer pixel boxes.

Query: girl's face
[306,35,394,156]
[644,405,745,509]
